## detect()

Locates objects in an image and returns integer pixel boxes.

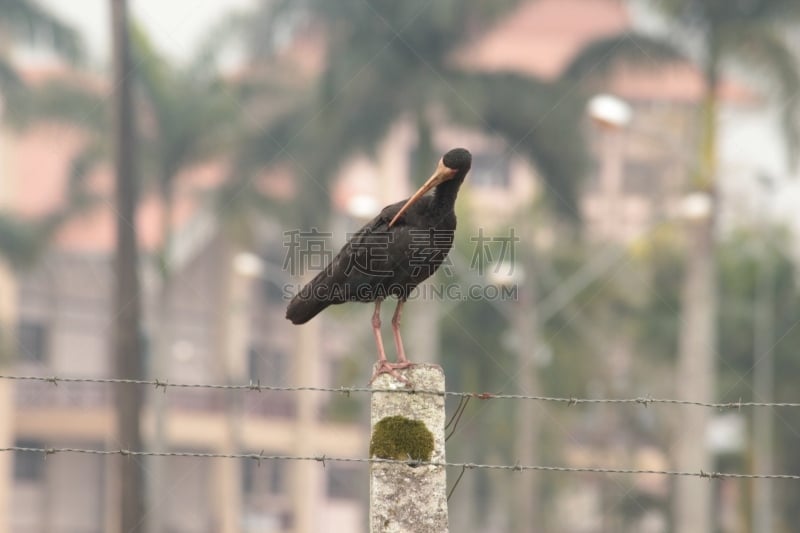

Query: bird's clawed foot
[369,360,415,386]
[369,299,415,386]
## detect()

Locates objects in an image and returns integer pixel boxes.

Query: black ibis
[286,148,472,382]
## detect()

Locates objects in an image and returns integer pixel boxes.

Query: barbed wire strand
[2,374,799,409]
[3,446,798,480]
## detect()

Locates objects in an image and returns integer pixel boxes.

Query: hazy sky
[38,0,255,64]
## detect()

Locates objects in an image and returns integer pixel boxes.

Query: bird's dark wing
[285,199,410,324]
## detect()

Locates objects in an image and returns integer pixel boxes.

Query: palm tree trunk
[674,207,716,533]
[148,181,174,533]
[111,0,145,530]
[673,34,719,533]
[213,241,248,533]
[751,235,774,533]
[0,261,15,533]
[511,272,542,533]
[290,267,321,533]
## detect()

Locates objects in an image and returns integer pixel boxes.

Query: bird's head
[389,148,472,227]
[442,147,472,173]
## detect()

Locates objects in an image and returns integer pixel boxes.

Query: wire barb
[2,447,798,480]
[1,374,800,409]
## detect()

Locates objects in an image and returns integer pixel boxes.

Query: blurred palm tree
[4,19,285,531]
[230,0,590,227]
[0,2,116,530]
[108,2,144,530]
[129,26,249,270]
[0,14,84,517]
[0,0,83,92]
[226,3,593,532]
[0,0,86,322]
[10,23,248,269]
[565,2,800,531]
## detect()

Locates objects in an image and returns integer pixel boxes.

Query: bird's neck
[432,173,466,213]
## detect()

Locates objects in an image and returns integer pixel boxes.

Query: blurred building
[458,0,755,243]
[333,0,755,246]
[326,2,761,533]
[0,114,365,532]
[0,1,771,533]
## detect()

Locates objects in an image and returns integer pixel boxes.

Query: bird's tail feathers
[285,280,331,324]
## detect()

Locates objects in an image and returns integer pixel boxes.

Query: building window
[326,464,362,500]
[14,439,45,481]
[17,320,48,363]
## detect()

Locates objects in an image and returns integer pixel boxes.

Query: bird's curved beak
[388,159,456,227]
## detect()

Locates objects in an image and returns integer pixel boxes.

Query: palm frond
[1,0,84,62]
[66,140,106,205]
[0,212,45,268]
[443,72,590,221]
[0,57,23,94]
[235,63,407,226]
[562,32,685,81]
[655,0,800,28]
[240,0,301,61]
[4,77,107,131]
[201,175,285,247]
[130,24,174,131]
[186,11,250,75]
[0,202,95,271]
[132,24,244,193]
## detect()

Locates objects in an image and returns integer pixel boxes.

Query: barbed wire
[1,373,798,409]
[3,446,798,480]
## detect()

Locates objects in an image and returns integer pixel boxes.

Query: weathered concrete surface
[370,364,447,533]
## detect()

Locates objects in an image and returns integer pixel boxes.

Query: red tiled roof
[53,160,229,253]
[457,0,755,103]
[457,0,629,80]
[1,119,285,254]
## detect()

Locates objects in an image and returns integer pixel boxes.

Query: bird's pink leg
[369,299,411,385]
[372,299,388,364]
[391,299,412,366]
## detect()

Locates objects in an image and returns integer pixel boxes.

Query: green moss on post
[370,364,448,532]
[370,415,434,462]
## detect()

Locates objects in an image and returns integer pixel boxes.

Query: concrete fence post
[369,364,448,533]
